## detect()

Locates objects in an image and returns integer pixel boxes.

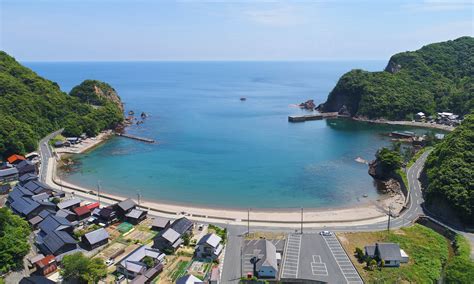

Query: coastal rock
[299,99,316,110]
[384,59,402,74]
[70,79,124,112]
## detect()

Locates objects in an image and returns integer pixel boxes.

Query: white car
[320,230,332,236]
[105,258,115,266]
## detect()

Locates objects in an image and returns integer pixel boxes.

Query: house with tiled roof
[153,217,193,253]
[7,154,26,165]
[36,215,77,256]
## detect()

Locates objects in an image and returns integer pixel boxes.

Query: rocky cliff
[69,80,124,112]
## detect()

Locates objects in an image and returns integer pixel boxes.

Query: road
[38,129,62,182]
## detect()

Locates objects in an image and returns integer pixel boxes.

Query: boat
[240,97,247,101]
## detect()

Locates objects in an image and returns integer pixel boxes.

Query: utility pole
[247,208,250,235]
[387,205,392,231]
[97,180,101,206]
[137,190,141,205]
[301,207,304,234]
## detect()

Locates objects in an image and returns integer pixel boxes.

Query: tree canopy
[0,208,31,273]
[0,51,123,158]
[376,147,403,173]
[61,252,107,283]
[424,114,474,224]
[319,36,474,119]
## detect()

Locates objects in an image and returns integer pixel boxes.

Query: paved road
[38,129,62,182]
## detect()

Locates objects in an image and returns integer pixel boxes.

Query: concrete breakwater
[288,112,339,122]
[116,133,155,143]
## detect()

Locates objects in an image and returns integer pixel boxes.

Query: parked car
[320,230,332,236]
[106,258,115,266]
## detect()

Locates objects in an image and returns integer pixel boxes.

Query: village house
[7,154,26,165]
[253,240,279,278]
[0,166,19,183]
[153,217,193,252]
[151,217,171,231]
[18,173,38,185]
[23,180,53,195]
[15,160,37,176]
[364,242,409,267]
[73,205,92,221]
[20,276,55,284]
[93,206,118,225]
[7,186,56,219]
[82,228,109,250]
[116,245,165,279]
[56,209,77,222]
[125,208,148,224]
[115,198,137,218]
[195,233,223,259]
[36,215,77,256]
[34,255,57,276]
[57,197,82,211]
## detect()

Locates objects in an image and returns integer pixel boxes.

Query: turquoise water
[26,61,437,208]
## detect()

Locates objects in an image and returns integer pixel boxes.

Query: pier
[288,112,339,122]
[116,133,156,143]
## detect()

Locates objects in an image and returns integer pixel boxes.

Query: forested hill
[424,114,473,225]
[0,51,124,158]
[318,36,474,120]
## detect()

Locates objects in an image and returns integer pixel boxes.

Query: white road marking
[322,235,363,284]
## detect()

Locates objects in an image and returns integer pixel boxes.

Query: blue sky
[0,0,472,61]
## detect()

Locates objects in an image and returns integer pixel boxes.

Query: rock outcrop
[70,79,124,112]
[299,99,316,110]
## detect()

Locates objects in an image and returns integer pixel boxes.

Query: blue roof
[19,173,38,184]
[0,167,18,177]
[39,215,73,233]
[23,180,51,195]
[57,198,81,210]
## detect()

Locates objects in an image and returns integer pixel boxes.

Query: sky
[0,0,472,61]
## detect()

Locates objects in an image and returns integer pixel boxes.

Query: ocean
[25,61,437,208]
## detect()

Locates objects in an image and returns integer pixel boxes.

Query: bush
[61,252,107,283]
[0,208,31,273]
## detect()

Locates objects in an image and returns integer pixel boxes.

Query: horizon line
[21,58,388,63]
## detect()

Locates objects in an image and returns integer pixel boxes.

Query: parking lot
[281,233,363,283]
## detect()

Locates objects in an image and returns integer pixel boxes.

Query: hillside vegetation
[424,114,474,224]
[318,36,473,119]
[0,51,123,158]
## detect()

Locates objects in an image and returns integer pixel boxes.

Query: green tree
[61,252,106,283]
[376,147,403,172]
[142,256,154,268]
[0,208,31,273]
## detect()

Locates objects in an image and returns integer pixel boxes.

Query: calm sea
[25,61,437,209]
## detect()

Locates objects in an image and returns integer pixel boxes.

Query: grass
[396,168,408,191]
[444,234,474,283]
[49,134,65,146]
[338,224,449,283]
[170,260,189,282]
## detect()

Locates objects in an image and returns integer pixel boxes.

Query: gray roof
[125,209,146,219]
[152,217,170,228]
[197,233,221,248]
[376,243,402,261]
[117,198,136,211]
[256,240,278,272]
[171,217,193,235]
[176,274,203,284]
[119,245,163,273]
[0,167,18,177]
[161,228,180,243]
[83,228,109,245]
[57,198,81,209]
[32,193,50,201]
[29,215,44,226]
[56,209,75,218]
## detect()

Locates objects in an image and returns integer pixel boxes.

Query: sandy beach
[46,149,403,228]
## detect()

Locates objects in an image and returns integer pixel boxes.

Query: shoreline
[351,117,455,132]
[55,130,113,155]
[47,159,398,228]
